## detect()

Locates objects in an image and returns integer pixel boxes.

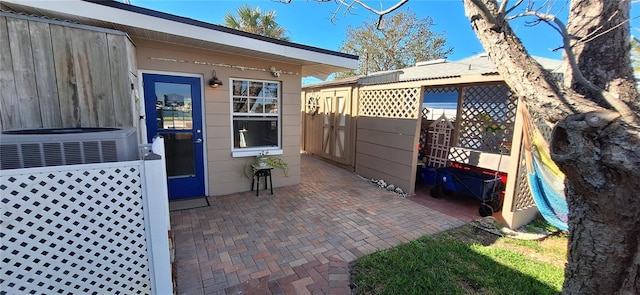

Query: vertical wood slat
[107,34,131,127]
[74,27,98,127]
[0,16,19,130]
[88,30,114,127]
[51,24,81,127]
[126,38,139,132]
[321,93,331,158]
[7,17,42,128]
[70,27,113,127]
[311,93,320,155]
[333,89,351,165]
[301,92,310,152]
[29,20,62,128]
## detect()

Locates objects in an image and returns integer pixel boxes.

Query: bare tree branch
[469,0,499,25]
[509,10,639,125]
[503,0,524,16]
[277,0,411,27]
[342,0,409,16]
[495,0,525,22]
[578,13,640,45]
[334,0,409,28]
[497,0,509,14]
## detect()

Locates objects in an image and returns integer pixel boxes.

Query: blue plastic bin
[421,166,437,185]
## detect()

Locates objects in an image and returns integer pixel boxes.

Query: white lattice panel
[421,108,430,119]
[458,84,516,154]
[0,163,151,294]
[448,147,468,165]
[425,86,458,96]
[419,109,429,158]
[420,87,458,161]
[514,145,536,210]
[531,119,554,145]
[359,88,420,119]
[427,115,454,167]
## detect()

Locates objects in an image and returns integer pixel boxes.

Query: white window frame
[230,78,282,157]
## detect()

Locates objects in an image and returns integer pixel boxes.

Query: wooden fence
[0,12,133,131]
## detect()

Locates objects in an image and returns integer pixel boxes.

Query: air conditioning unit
[0,127,139,170]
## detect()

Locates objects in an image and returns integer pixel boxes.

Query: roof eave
[1,0,358,78]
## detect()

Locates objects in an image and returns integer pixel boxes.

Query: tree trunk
[554,114,640,295]
[462,0,640,294]
[565,0,638,110]
[561,1,640,293]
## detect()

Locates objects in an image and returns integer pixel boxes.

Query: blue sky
[130,0,639,75]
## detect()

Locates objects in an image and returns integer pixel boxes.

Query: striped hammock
[528,160,569,231]
[522,106,569,231]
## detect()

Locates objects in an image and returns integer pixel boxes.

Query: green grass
[351,225,566,295]
[524,219,558,233]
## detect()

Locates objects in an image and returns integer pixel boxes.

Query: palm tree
[223,5,290,41]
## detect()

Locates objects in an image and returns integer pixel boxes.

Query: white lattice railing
[0,138,171,295]
[458,83,516,154]
[359,88,421,119]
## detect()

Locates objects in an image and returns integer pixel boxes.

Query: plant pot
[257,156,267,167]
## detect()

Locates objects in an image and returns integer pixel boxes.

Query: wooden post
[500,101,539,229]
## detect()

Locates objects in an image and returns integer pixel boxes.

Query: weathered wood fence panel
[107,33,132,127]
[30,20,62,128]
[0,16,19,130]
[0,13,133,130]
[7,16,41,129]
[50,24,80,127]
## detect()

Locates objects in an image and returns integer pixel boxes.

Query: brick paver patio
[170,154,480,294]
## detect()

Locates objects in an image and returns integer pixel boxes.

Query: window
[231,79,281,156]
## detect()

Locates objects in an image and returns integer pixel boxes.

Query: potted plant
[256,151,268,167]
[243,151,289,178]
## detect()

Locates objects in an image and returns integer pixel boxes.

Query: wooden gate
[319,89,352,166]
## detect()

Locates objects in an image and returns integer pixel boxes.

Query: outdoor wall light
[269,66,281,78]
[208,70,223,88]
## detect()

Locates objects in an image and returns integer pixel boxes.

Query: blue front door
[143,74,205,200]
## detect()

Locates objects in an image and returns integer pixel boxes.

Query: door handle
[195,138,203,144]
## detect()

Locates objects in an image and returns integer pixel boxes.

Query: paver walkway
[170,154,476,294]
